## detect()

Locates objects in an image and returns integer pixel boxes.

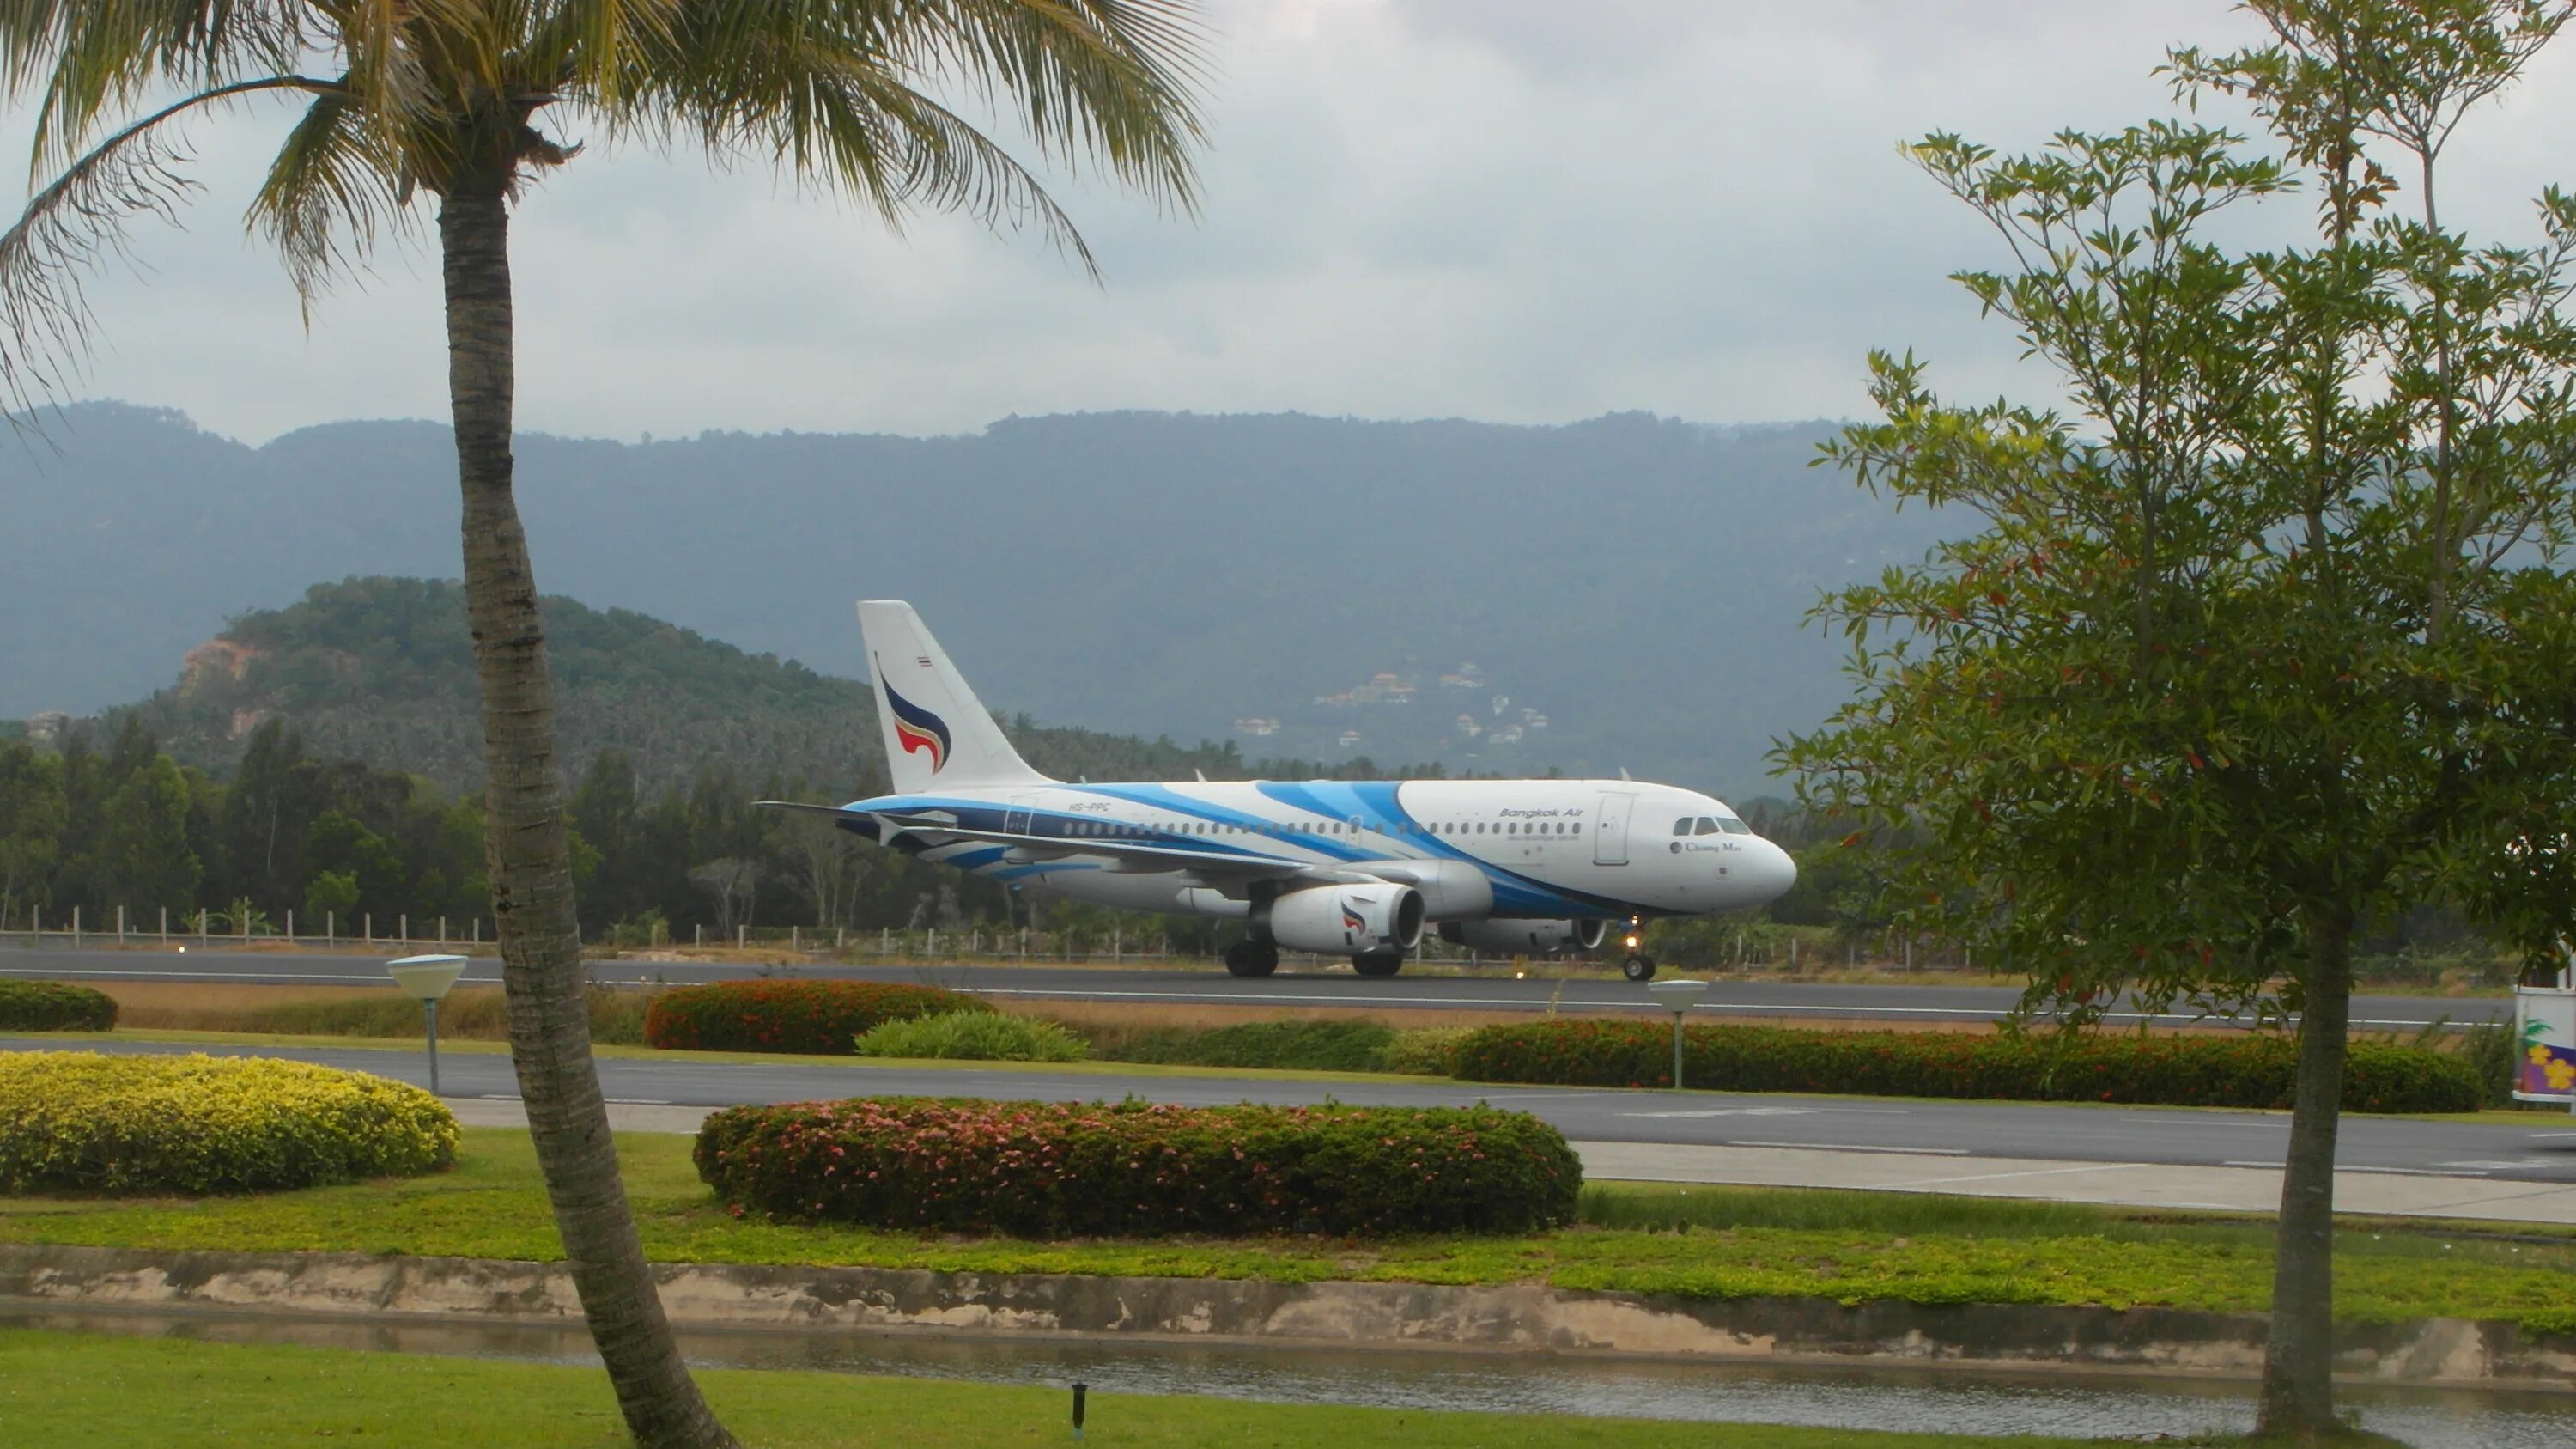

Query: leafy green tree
[1783,3,2576,1434]
[305,809,407,919]
[0,7,1204,1442]
[302,868,361,930]
[95,755,202,917]
[0,742,64,927]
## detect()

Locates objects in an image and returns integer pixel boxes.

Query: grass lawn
[0,1327,2113,1449]
[4,1129,2573,1331]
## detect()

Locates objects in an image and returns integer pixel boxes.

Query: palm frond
[0,1,312,167]
[592,0,1206,275]
[0,75,325,417]
[248,85,407,320]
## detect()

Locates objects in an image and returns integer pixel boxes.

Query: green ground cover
[3,1129,2572,1330]
[0,1327,2099,1448]
[23,1026,2552,1121]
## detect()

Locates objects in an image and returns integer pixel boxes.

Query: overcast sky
[21,0,2576,445]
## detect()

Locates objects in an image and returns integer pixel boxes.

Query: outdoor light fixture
[386,953,469,1094]
[1646,977,1710,1091]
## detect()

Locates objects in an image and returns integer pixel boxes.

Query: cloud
[10,0,2576,444]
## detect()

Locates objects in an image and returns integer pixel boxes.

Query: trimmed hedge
[1105,1020,1398,1073]
[0,1050,459,1195]
[853,1012,1090,1062]
[0,979,117,1032]
[1450,1021,2483,1114]
[643,979,987,1055]
[696,1097,1582,1237]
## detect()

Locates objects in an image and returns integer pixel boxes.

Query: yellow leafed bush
[0,1051,459,1195]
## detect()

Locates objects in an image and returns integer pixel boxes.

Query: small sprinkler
[1071,1382,1088,1441]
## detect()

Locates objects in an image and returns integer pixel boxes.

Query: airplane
[759,601,1798,981]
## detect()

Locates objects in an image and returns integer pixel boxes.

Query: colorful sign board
[2516,987,2576,1105]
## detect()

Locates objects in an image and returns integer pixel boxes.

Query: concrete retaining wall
[3,1243,2570,1387]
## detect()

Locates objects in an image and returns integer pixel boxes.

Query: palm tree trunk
[440,174,740,1449]
[2256,912,2352,1438]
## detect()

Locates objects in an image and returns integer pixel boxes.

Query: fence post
[327,911,336,946]
[473,918,481,945]
[927,928,938,958]
[72,905,80,947]
[836,927,845,952]
[198,910,208,947]
[160,906,168,945]
[1112,929,1121,964]
[440,917,447,946]
[400,915,409,947]
[1019,928,1028,960]
[118,905,126,944]
[737,924,746,949]
[792,925,800,953]
[365,913,373,944]
[695,923,703,947]
[285,909,295,942]
[881,927,890,955]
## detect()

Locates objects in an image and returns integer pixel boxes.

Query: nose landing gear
[1619,916,1655,981]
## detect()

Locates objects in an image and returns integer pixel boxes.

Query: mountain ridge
[4,401,1952,789]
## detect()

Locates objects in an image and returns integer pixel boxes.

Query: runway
[9,1033,2572,1189]
[0,944,2515,1030]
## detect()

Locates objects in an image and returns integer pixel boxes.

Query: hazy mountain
[6,402,1952,791]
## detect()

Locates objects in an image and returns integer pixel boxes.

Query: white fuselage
[842,776,1796,923]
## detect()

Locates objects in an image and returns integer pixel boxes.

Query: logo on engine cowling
[1340,899,1367,931]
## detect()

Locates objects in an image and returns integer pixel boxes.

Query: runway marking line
[1894,1162,2153,1187]
[1726,1140,1968,1155]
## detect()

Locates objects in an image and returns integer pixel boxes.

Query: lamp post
[386,953,470,1095]
[1646,978,1710,1091]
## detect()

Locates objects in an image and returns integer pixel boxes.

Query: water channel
[9,1304,2574,1446]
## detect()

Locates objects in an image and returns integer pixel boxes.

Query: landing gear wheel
[1352,952,1404,978]
[1224,941,1279,978]
[1622,953,1656,983]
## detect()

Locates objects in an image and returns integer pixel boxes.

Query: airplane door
[1594,792,1636,866]
[1004,794,1041,835]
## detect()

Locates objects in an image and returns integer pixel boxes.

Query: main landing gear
[1224,940,1279,978]
[1352,952,1404,978]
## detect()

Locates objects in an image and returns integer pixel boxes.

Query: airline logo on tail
[877,655,952,774]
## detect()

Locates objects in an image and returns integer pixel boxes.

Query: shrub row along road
[6,1034,2571,1184]
[0,945,2512,1029]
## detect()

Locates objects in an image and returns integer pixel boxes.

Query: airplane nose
[1755,838,1797,899]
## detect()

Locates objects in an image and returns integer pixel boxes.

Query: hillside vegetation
[122,577,1364,799]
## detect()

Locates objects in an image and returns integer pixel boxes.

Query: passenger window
[1572,823,1582,834]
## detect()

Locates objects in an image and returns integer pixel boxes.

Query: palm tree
[0,5,1204,1446]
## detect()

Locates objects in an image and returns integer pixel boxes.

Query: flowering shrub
[1449,1021,2482,1113]
[853,1012,1090,1062]
[0,979,117,1032]
[695,1097,1582,1237]
[0,1050,459,1195]
[644,980,987,1055]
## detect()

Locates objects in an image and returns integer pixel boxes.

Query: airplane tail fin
[858,600,1052,795]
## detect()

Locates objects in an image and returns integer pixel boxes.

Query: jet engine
[1263,884,1425,955]
[1437,918,1609,956]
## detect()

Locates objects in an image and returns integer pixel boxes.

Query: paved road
[0,945,2514,1030]
[12,1034,2573,1184]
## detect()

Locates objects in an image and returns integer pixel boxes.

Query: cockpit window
[1673,818,1695,835]
[1693,817,1720,835]
[1717,814,1754,836]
